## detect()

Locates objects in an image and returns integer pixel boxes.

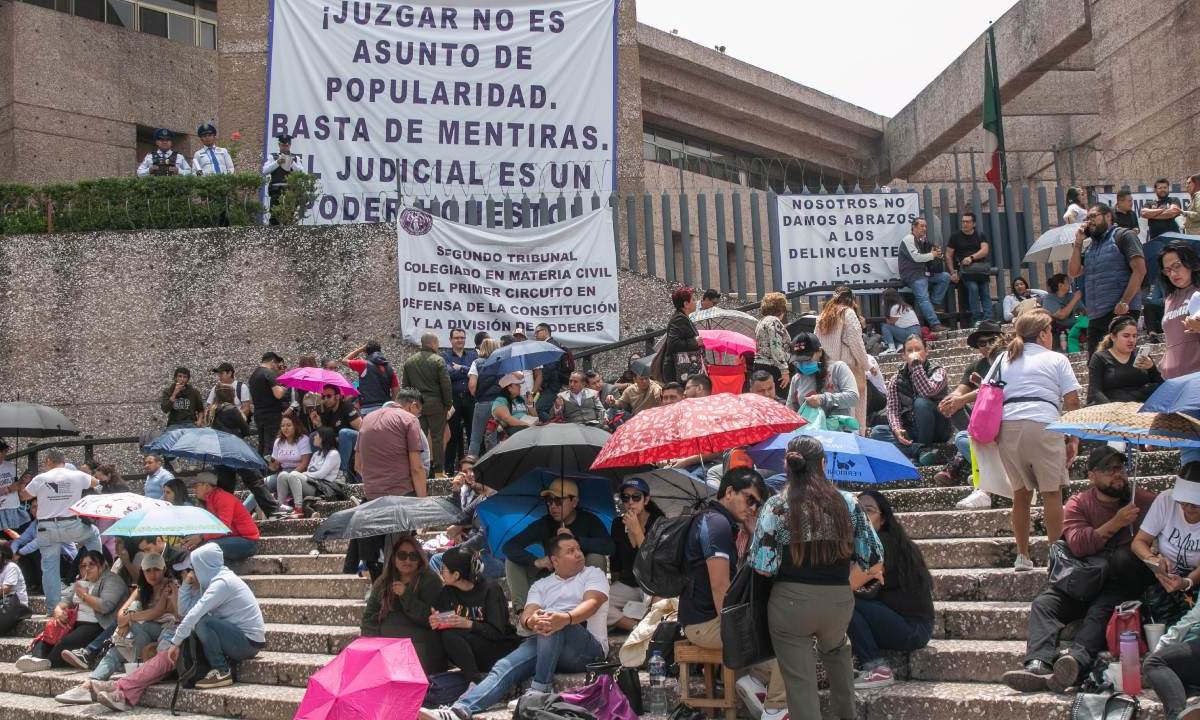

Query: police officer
[137,128,192,177]
[191,123,235,176]
[261,134,298,225]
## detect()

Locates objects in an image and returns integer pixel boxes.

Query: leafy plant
[272,171,320,226]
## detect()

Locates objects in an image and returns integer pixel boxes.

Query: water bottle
[1119,631,1142,695]
[647,651,667,714]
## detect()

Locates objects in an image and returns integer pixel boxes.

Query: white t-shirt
[1,562,27,606]
[272,436,313,471]
[999,344,1081,424]
[206,382,251,407]
[0,460,17,510]
[1141,490,1200,574]
[1064,204,1087,224]
[888,304,920,328]
[25,467,93,519]
[526,565,610,646]
[73,578,99,623]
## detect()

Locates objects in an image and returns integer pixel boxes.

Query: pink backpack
[967,355,1006,444]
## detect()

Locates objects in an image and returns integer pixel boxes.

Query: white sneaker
[96,690,131,712]
[14,654,51,672]
[879,346,899,356]
[956,489,992,510]
[735,675,767,719]
[1014,554,1035,572]
[55,685,93,705]
[761,709,789,720]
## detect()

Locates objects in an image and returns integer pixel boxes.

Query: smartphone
[1136,345,1150,361]
[1144,556,1166,574]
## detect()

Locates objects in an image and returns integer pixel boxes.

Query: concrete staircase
[0,326,1176,719]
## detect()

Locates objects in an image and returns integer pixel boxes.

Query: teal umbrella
[102,506,231,537]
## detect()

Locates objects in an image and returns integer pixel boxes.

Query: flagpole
[987,24,1008,189]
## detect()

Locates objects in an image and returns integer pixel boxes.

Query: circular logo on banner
[400,207,434,236]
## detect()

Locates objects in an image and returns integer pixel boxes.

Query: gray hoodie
[171,544,266,646]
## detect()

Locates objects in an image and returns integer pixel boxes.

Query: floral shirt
[748,491,882,577]
[754,315,790,373]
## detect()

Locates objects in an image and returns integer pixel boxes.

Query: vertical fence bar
[1020,184,1039,289]
[679,192,693,287]
[661,193,675,283]
[939,187,952,241]
[768,192,791,310]
[642,193,657,279]
[715,193,730,294]
[697,193,711,291]
[732,192,747,301]
[1003,185,1021,294]
[750,192,766,298]
[625,194,638,273]
[1037,184,1053,279]
[986,187,1003,276]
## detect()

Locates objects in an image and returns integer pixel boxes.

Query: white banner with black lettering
[1096,192,1192,238]
[266,0,617,224]
[774,192,921,293]
[397,206,619,346]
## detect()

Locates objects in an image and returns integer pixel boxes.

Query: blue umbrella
[1141,371,1200,421]
[477,469,616,560]
[477,340,564,375]
[1153,232,1200,252]
[143,427,267,471]
[745,428,918,485]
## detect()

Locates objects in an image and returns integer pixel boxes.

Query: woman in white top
[1001,276,1048,322]
[879,289,921,355]
[1132,465,1200,593]
[262,415,312,518]
[995,310,1082,571]
[1062,187,1088,225]
[0,541,29,635]
[276,425,338,519]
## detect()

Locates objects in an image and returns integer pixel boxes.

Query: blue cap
[619,478,650,496]
[197,123,217,136]
[153,128,174,141]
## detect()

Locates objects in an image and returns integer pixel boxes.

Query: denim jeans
[131,621,165,658]
[453,624,604,717]
[208,536,258,562]
[953,430,973,472]
[85,622,116,654]
[847,598,933,667]
[869,398,949,459]
[37,517,102,608]
[192,615,262,673]
[881,324,919,347]
[908,273,950,327]
[962,275,993,324]
[467,401,493,457]
[337,428,358,475]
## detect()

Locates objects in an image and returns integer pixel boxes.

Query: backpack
[632,502,707,597]
[515,692,596,720]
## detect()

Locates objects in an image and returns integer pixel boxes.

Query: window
[143,0,194,13]
[138,5,168,36]
[20,0,216,48]
[168,12,194,44]
[73,0,104,21]
[199,20,216,49]
[106,0,133,27]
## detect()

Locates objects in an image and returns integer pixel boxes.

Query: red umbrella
[591,393,804,469]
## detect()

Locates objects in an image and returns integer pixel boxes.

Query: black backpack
[515,692,595,720]
[632,502,708,597]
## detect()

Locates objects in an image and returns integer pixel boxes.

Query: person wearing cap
[191,124,234,176]
[342,340,400,416]
[249,352,289,454]
[159,367,204,428]
[137,128,192,177]
[180,473,259,561]
[935,321,1004,503]
[489,371,536,447]
[785,332,859,420]
[1002,446,1157,693]
[501,478,614,611]
[608,478,664,631]
[403,333,453,477]
[206,363,251,419]
[261,133,300,224]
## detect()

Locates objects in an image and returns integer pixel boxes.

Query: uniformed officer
[191,123,235,176]
[261,134,298,225]
[137,128,192,177]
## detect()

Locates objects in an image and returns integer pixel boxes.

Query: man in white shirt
[207,362,252,418]
[13,449,100,609]
[420,534,608,720]
[136,128,192,177]
[191,124,235,176]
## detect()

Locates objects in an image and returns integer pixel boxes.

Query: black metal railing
[7,435,142,476]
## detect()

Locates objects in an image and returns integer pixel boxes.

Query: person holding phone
[1067,202,1146,355]
[1086,316,1162,405]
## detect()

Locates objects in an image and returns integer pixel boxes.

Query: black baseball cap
[211,362,235,374]
[1087,445,1127,472]
[792,332,822,357]
[261,352,284,363]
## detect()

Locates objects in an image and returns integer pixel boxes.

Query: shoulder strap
[983,353,1005,386]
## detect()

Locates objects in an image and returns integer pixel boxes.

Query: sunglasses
[393,551,422,562]
[619,493,644,503]
[545,495,577,506]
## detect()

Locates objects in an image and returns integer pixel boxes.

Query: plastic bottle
[1119,631,1142,695]
[648,650,667,714]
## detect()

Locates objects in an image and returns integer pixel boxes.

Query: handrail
[8,435,142,475]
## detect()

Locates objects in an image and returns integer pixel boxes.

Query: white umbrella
[689,307,760,338]
[71,493,171,520]
[1024,223,1084,264]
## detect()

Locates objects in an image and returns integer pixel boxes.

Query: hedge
[0,174,265,234]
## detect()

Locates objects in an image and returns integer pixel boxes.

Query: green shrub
[271,171,320,226]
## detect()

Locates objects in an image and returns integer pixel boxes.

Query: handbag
[562,672,638,720]
[968,355,1006,443]
[1105,601,1147,657]
[1070,692,1139,720]
[616,667,644,715]
[1047,540,1108,602]
[32,606,77,648]
[719,563,774,669]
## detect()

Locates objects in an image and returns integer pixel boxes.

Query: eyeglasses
[1085,212,1104,220]
[545,495,577,506]
[619,493,644,503]
[393,551,421,562]
[1163,261,1186,273]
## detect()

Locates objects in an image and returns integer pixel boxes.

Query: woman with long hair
[785,333,859,420]
[361,536,445,675]
[879,288,920,354]
[431,547,517,684]
[748,435,883,720]
[162,478,190,506]
[1002,276,1045,322]
[467,338,502,458]
[754,292,792,398]
[1087,316,1162,405]
[261,415,311,518]
[0,540,31,635]
[1159,240,1200,379]
[1063,187,1088,224]
[276,425,341,519]
[93,465,128,494]
[996,310,1082,571]
[849,491,934,689]
[815,287,870,430]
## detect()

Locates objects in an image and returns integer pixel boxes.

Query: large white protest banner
[774,192,921,293]
[266,0,617,224]
[1096,192,1192,238]
[396,206,619,346]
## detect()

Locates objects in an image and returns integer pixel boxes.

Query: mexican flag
[982,28,1006,196]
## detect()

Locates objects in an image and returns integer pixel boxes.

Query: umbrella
[1142,370,1200,421]
[746,428,918,485]
[70,493,171,520]
[476,469,616,560]
[276,367,358,397]
[102,506,231,537]
[698,329,756,356]
[143,427,267,471]
[312,496,461,541]
[591,393,805,469]
[477,340,564,374]
[630,354,654,378]
[690,307,760,338]
[1046,402,1200,449]
[620,468,714,516]
[0,402,79,438]
[1024,223,1083,264]
[474,424,625,491]
[295,637,428,720]
[1153,232,1200,254]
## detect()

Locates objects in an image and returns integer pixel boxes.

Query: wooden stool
[675,640,738,720]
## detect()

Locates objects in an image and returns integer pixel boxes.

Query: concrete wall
[1,2,219,184]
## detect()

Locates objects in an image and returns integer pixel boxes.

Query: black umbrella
[0,402,80,438]
[312,496,461,541]
[618,468,715,517]
[475,424,637,491]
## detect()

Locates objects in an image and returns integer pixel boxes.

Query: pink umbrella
[699,329,756,356]
[295,637,428,720]
[277,367,358,397]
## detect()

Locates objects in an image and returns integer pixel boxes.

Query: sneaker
[1180,699,1200,720]
[761,709,789,720]
[60,647,92,671]
[1046,654,1080,693]
[270,505,292,518]
[418,709,464,720]
[292,507,306,519]
[854,664,895,690]
[1002,660,1052,692]
[956,489,992,510]
[14,654,51,672]
[879,346,899,356]
[918,450,941,467]
[89,680,116,702]
[1014,554,1035,572]
[735,675,767,719]
[54,685,93,705]
[96,690,131,712]
[194,668,233,689]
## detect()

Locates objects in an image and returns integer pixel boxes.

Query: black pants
[1087,310,1141,355]
[1145,638,1200,718]
[0,598,31,636]
[439,628,518,683]
[216,467,279,516]
[1025,545,1154,676]
[446,391,475,468]
[33,621,103,667]
[256,415,282,455]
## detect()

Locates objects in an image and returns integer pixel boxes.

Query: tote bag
[968,355,1006,443]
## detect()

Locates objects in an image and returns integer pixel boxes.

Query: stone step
[882,474,1177,513]
[901,639,1025,683]
[935,601,1033,641]
[16,619,360,656]
[241,574,370,600]
[0,691,233,720]
[916,538,1049,570]
[253,535,342,555]
[900,509,1039,539]
[856,680,1163,720]
[230,553,347,576]
[913,450,1180,488]
[930,568,1047,602]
